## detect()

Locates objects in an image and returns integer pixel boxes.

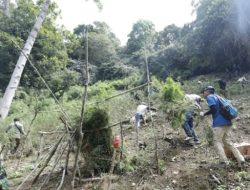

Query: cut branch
[32,136,64,184]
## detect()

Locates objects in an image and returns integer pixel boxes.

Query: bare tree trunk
[0,0,50,119]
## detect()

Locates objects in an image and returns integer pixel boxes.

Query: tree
[73,22,120,66]
[0,0,50,119]
[69,22,124,83]
[184,0,250,75]
[126,20,156,55]
[0,0,9,16]
[155,24,181,50]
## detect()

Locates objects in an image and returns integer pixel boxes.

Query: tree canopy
[1,0,250,93]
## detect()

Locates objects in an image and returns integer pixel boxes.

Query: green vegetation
[79,108,112,174]
[1,1,250,189]
[160,77,185,129]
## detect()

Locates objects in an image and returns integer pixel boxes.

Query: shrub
[78,108,113,174]
[160,77,185,129]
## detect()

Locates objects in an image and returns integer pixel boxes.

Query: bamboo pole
[71,27,89,189]
[93,82,152,105]
[75,175,118,182]
[120,122,124,159]
[144,49,159,174]
[38,140,68,190]
[32,136,64,184]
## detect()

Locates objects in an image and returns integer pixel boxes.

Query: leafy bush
[66,85,83,101]
[160,77,185,129]
[88,81,115,101]
[78,108,113,174]
[161,77,184,102]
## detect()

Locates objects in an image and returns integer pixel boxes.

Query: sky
[54,0,196,45]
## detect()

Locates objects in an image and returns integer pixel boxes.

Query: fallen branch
[32,136,64,184]
[75,175,118,183]
[38,140,68,190]
[38,131,74,134]
[57,167,66,190]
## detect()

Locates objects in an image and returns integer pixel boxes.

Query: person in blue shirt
[200,86,245,167]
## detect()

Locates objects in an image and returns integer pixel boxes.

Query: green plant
[216,185,226,190]
[78,108,113,174]
[161,77,184,102]
[158,159,167,173]
[160,77,185,129]
[234,171,248,182]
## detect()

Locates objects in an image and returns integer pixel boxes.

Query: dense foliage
[1,0,250,94]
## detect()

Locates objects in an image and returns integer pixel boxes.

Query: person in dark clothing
[217,79,227,97]
[183,94,201,144]
[218,79,226,90]
[182,110,200,144]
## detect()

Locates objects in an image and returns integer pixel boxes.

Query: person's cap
[201,86,215,94]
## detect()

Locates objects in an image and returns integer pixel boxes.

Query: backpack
[216,95,238,120]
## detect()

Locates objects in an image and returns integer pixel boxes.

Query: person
[134,102,150,128]
[216,79,227,98]
[184,94,202,109]
[183,94,201,144]
[5,118,26,153]
[182,110,200,144]
[200,86,245,167]
[237,76,248,89]
[217,79,226,91]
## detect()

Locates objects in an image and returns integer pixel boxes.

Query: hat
[201,86,215,94]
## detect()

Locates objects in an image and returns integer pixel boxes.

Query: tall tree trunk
[0,0,50,119]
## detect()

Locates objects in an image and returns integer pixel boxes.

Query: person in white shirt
[184,94,202,110]
[237,76,248,89]
[182,94,202,144]
[135,102,149,128]
[6,118,26,153]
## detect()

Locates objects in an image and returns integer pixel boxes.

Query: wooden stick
[32,136,64,184]
[93,82,152,105]
[120,122,124,159]
[37,133,44,160]
[144,50,159,174]
[107,149,117,189]
[136,125,139,153]
[75,175,118,182]
[71,28,89,189]
[38,140,68,190]
[57,168,66,190]
[38,131,73,134]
